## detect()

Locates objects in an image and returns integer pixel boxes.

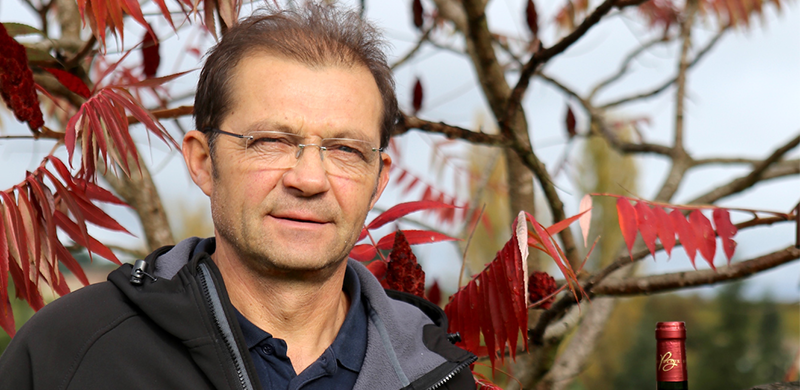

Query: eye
[248,132,296,148]
[327,142,368,160]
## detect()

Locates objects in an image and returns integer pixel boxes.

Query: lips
[270,212,328,224]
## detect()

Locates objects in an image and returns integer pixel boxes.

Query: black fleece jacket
[0,237,476,390]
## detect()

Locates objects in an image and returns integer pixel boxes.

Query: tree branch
[390,27,434,70]
[127,105,194,125]
[529,214,795,345]
[396,114,509,146]
[688,133,800,205]
[504,0,648,129]
[599,27,725,109]
[589,36,667,100]
[593,246,800,295]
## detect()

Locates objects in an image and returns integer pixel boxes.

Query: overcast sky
[0,0,797,301]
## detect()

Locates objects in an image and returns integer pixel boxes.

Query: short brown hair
[194,4,397,152]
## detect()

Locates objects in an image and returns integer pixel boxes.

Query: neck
[211,237,350,374]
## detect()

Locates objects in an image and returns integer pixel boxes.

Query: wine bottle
[656,321,688,390]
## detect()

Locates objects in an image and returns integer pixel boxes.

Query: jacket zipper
[425,355,478,390]
[197,263,253,390]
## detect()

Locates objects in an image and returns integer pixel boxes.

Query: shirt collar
[220,256,366,372]
[330,263,366,373]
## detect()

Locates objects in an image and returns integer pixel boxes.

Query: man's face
[205,54,391,274]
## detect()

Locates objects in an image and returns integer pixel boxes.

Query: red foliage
[350,200,461,262]
[412,77,423,114]
[386,231,425,298]
[525,0,539,36]
[565,105,576,139]
[65,87,177,180]
[445,216,530,371]
[42,68,92,99]
[412,0,424,30]
[141,26,160,78]
[0,24,43,131]
[427,279,441,305]
[1,157,127,336]
[611,195,739,267]
[528,271,557,309]
[638,0,680,33]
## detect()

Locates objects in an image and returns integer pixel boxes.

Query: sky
[0,0,798,301]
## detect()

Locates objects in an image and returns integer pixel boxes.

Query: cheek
[241,170,282,202]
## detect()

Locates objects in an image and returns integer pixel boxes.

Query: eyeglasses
[208,128,384,178]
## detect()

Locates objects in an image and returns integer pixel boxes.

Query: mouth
[271,213,328,225]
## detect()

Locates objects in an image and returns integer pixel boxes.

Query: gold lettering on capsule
[659,352,680,372]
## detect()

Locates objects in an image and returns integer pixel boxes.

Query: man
[0,4,476,390]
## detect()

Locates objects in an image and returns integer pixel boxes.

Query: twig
[127,105,194,125]
[688,133,800,205]
[458,204,485,288]
[599,27,726,109]
[592,246,800,295]
[64,35,98,69]
[390,27,434,70]
[503,0,649,132]
[589,36,667,100]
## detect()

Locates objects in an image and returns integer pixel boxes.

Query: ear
[369,152,392,210]
[182,130,214,196]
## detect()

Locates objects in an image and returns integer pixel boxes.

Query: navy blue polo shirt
[234,264,367,390]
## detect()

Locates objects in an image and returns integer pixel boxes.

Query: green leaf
[2,22,43,37]
[24,47,57,63]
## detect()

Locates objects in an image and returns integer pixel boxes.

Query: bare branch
[127,105,195,125]
[599,27,726,109]
[589,36,667,100]
[390,27,434,70]
[504,0,648,130]
[688,133,800,205]
[396,113,509,146]
[593,246,800,295]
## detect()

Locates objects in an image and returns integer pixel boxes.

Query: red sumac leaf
[616,197,638,260]
[367,200,457,230]
[491,260,520,362]
[670,209,697,268]
[375,230,458,250]
[412,77,423,114]
[713,208,737,263]
[444,217,529,372]
[366,259,387,280]
[0,294,14,337]
[476,377,504,390]
[634,201,658,259]
[42,68,91,98]
[690,210,716,269]
[652,206,675,257]
[349,244,377,262]
[526,0,539,36]
[141,26,160,78]
[412,0,424,30]
[565,105,577,139]
[426,279,441,305]
[53,210,121,264]
[0,205,12,337]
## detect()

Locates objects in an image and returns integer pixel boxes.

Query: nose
[282,143,330,196]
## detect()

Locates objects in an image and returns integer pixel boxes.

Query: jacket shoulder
[0,280,139,390]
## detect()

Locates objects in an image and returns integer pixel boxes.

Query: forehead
[224,53,383,141]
